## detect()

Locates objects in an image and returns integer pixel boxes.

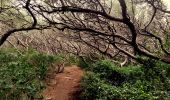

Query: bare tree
[1,0,170,63]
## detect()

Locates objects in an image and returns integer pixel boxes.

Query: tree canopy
[0,0,170,63]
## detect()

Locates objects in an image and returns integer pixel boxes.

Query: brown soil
[43,65,83,100]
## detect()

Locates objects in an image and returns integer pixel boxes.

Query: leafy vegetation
[0,48,57,99]
[80,59,170,100]
[1,48,170,100]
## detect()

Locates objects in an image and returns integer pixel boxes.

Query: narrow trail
[43,65,83,100]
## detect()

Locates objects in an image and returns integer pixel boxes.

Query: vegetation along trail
[43,65,83,100]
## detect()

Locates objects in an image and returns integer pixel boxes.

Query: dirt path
[43,65,83,100]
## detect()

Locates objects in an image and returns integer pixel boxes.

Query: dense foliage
[0,49,57,99]
[80,60,170,100]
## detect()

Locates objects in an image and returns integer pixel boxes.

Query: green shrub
[81,73,155,100]
[78,57,89,69]
[66,54,79,65]
[91,60,143,85]
[80,72,117,100]
[0,49,56,99]
[80,59,170,100]
[53,53,80,66]
[92,60,116,74]
[78,56,95,69]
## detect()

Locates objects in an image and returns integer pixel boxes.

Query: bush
[78,53,104,69]
[91,60,143,85]
[66,54,79,65]
[0,49,56,99]
[80,59,170,100]
[80,72,117,100]
[77,55,97,70]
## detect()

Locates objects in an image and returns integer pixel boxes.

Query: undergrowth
[80,59,170,100]
[0,48,57,100]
